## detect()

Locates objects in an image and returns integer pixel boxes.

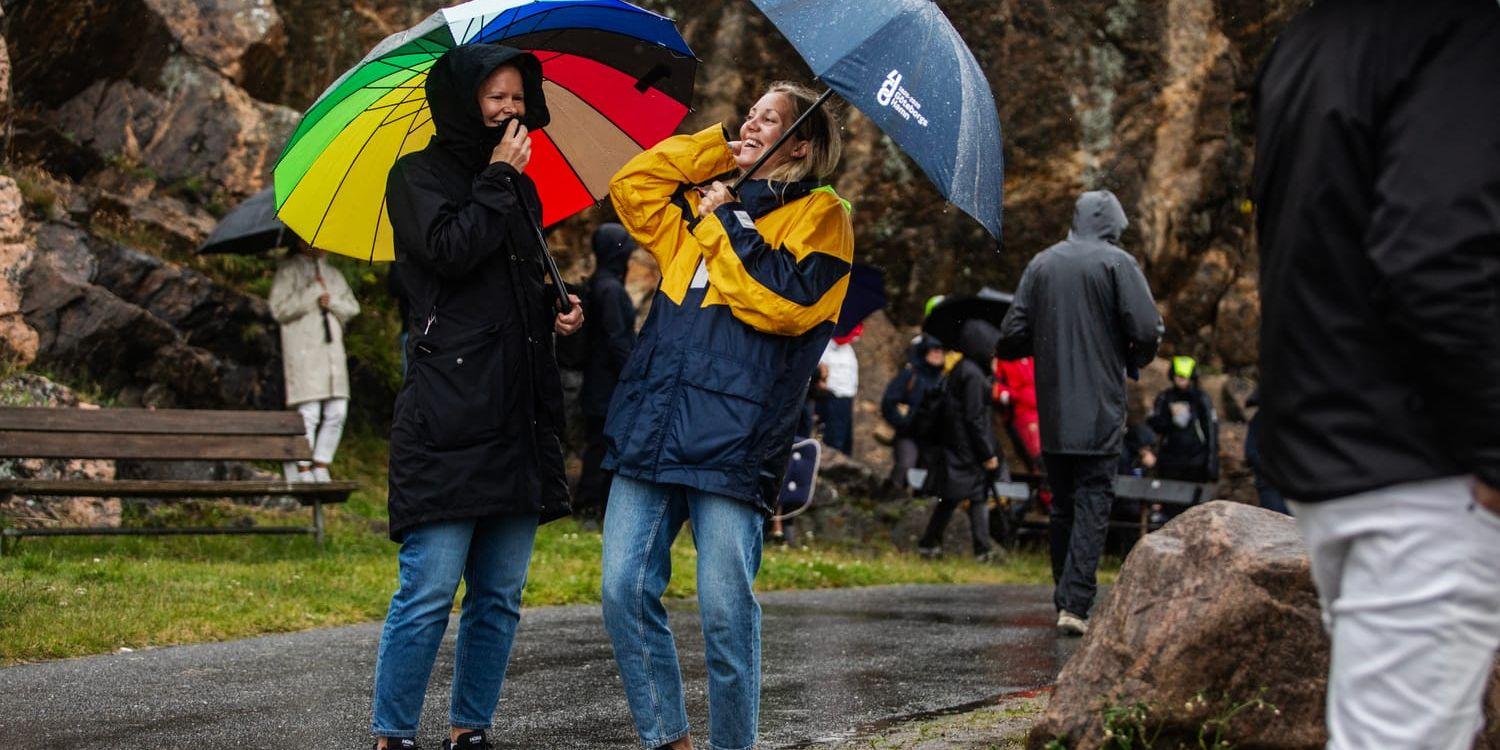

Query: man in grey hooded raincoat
[997,190,1163,635]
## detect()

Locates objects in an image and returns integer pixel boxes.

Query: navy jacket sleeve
[386,160,530,280]
[1147,390,1172,436]
[881,369,916,430]
[1198,390,1220,479]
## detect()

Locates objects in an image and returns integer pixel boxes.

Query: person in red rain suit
[995,356,1049,511]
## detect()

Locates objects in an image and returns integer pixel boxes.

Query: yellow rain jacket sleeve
[610,125,855,338]
[609,126,737,274]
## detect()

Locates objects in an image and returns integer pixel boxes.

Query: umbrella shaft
[729,88,837,193]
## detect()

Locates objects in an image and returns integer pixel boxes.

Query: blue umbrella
[737,0,1004,240]
[833,263,887,338]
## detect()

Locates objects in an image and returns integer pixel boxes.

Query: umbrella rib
[308,105,422,246]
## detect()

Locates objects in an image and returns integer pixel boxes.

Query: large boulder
[1029,501,1500,749]
[7,0,298,198]
[0,176,40,365]
[1029,501,1328,749]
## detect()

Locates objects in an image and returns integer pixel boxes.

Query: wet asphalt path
[0,584,1077,748]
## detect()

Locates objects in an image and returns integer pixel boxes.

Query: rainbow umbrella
[272,0,697,262]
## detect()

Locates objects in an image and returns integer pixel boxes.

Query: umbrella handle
[498,177,574,315]
[728,88,837,194]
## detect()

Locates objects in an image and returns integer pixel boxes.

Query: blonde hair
[755,81,843,183]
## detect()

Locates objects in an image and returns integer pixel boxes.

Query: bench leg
[1139,505,1149,543]
[313,501,325,547]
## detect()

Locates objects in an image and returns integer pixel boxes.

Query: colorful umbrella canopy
[747,0,1004,241]
[273,0,697,261]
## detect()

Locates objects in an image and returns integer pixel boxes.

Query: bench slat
[0,407,306,436]
[2,526,317,538]
[0,433,314,461]
[0,479,357,501]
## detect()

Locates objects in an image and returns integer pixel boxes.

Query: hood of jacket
[909,333,944,375]
[427,44,550,169]
[958,319,1001,369]
[1066,190,1128,244]
[592,222,635,279]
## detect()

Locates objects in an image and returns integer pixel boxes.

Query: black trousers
[576,415,612,517]
[919,496,993,556]
[1044,453,1116,618]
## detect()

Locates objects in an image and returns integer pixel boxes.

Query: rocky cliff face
[1,0,1298,419]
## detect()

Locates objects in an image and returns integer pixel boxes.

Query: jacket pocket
[665,350,770,469]
[410,324,505,450]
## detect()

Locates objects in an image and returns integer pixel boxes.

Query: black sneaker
[375,740,420,750]
[443,731,493,750]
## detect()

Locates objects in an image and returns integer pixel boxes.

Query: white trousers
[296,398,349,465]
[1291,476,1500,750]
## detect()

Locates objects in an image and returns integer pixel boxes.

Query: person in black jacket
[880,333,945,494]
[917,320,1004,561]
[373,44,583,750]
[1255,4,1500,748]
[576,222,638,518]
[1148,356,1218,484]
[997,190,1163,637]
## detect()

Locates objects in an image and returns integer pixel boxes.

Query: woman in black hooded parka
[371,44,583,750]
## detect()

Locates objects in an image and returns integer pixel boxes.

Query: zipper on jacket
[424,306,437,335]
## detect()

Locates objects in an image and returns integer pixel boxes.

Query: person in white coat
[269,240,360,482]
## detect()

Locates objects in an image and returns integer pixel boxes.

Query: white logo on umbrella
[874,69,928,127]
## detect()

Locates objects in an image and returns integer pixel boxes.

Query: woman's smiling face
[738,91,806,176]
[476,65,526,127]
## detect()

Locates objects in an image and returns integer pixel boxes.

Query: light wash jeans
[601,476,764,750]
[370,515,539,739]
[1291,476,1500,750]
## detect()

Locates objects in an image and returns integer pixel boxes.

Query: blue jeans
[601,476,764,750]
[370,515,539,739]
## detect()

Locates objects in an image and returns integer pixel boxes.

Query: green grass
[0,429,1103,665]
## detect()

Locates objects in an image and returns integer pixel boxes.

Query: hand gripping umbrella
[271,0,699,311]
[738,0,1004,241]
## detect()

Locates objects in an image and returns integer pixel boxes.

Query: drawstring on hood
[426,44,550,170]
[591,222,635,279]
[1067,190,1128,245]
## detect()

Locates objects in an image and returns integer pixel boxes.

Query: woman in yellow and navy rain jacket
[600,82,853,750]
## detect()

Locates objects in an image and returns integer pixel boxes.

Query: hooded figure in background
[917,319,1004,561]
[373,44,582,749]
[880,333,946,493]
[997,190,1162,637]
[576,222,639,515]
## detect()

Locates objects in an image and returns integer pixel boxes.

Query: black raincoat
[383,44,569,540]
[1254,1,1500,500]
[997,191,1163,456]
[580,223,637,419]
[931,320,1002,500]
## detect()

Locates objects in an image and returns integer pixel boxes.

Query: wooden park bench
[1000,471,1213,544]
[0,407,358,554]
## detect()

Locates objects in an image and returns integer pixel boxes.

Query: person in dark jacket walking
[1255,5,1500,748]
[373,44,583,750]
[997,190,1163,637]
[880,333,945,494]
[576,222,638,517]
[602,81,853,750]
[917,320,1004,560]
[1148,356,1219,484]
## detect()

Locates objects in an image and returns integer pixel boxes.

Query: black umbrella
[922,287,1013,348]
[197,188,287,255]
